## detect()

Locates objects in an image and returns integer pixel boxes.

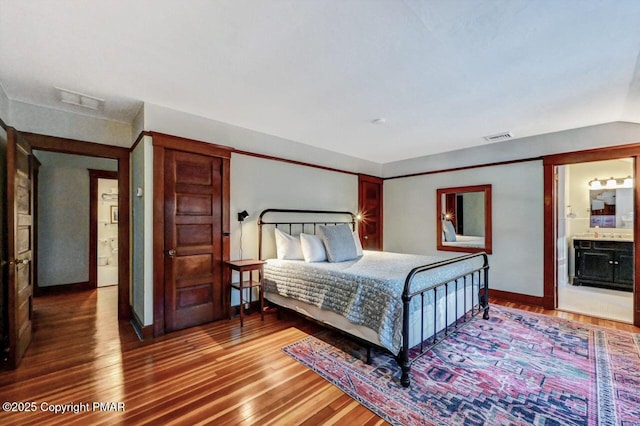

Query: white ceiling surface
[2,1,640,164]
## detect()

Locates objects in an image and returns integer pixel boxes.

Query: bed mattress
[263,251,484,354]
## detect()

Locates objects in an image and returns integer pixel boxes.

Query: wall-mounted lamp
[589,176,634,189]
[237,210,249,222]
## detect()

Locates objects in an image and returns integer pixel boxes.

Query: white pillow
[442,220,457,242]
[274,228,304,260]
[352,230,364,256]
[300,233,327,262]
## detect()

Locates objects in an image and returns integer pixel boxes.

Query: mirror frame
[436,184,492,254]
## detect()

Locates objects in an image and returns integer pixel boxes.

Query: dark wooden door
[7,129,34,368]
[358,175,383,250]
[164,149,225,332]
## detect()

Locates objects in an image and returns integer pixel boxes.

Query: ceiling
[2,0,640,164]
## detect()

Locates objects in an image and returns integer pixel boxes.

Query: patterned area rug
[282,306,640,425]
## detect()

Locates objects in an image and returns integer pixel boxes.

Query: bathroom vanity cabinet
[573,238,633,292]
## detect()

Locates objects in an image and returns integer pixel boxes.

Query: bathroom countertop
[572,235,634,242]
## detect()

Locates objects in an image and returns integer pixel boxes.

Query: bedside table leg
[239,280,244,328]
[260,284,264,322]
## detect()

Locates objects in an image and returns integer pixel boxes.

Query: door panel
[7,129,34,368]
[616,253,634,285]
[358,175,383,250]
[164,149,224,332]
[578,251,614,282]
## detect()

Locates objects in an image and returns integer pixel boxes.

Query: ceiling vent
[56,87,104,110]
[483,131,513,142]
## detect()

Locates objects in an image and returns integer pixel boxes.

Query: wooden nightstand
[226,259,267,327]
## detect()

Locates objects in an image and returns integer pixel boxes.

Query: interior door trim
[152,132,231,337]
[19,132,131,320]
[543,143,640,327]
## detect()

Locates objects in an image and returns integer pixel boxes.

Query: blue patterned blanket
[263,251,483,354]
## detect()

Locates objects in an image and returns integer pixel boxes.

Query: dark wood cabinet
[573,239,633,291]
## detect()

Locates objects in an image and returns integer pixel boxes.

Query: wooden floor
[0,287,638,425]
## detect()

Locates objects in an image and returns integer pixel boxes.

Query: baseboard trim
[131,310,154,341]
[36,281,94,296]
[489,289,545,307]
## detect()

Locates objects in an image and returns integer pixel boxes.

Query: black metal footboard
[398,252,489,387]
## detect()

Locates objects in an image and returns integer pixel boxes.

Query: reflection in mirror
[589,187,633,229]
[436,185,492,254]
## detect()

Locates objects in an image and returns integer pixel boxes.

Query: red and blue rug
[282,306,640,425]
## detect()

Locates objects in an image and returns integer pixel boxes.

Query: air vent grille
[483,132,513,142]
[56,87,104,110]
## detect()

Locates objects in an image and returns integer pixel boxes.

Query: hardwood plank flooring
[0,287,638,425]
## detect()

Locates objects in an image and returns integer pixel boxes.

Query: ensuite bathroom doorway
[556,158,634,323]
[96,177,119,287]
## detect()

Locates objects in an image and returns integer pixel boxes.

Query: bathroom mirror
[589,188,633,229]
[436,184,492,254]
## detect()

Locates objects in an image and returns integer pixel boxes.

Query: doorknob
[167,249,177,257]
[363,235,369,239]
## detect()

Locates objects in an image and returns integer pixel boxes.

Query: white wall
[132,104,145,142]
[229,153,358,304]
[384,160,544,297]
[35,151,118,287]
[131,136,154,326]
[0,84,9,122]
[9,100,132,147]
[383,122,640,177]
[144,102,381,176]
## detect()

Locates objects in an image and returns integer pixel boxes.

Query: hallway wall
[35,151,117,287]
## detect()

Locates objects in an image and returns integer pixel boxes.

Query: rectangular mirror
[436,184,492,254]
[589,188,633,228]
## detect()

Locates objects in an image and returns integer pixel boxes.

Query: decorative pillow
[442,220,457,242]
[274,228,304,260]
[352,230,364,256]
[300,233,327,262]
[318,224,358,262]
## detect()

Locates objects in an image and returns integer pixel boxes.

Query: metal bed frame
[258,208,490,387]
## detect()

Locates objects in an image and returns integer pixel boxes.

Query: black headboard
[257,208,356,260]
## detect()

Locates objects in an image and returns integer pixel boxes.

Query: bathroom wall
[97,178,118,286]
[563,158,634,280]
[565,159,634,238]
